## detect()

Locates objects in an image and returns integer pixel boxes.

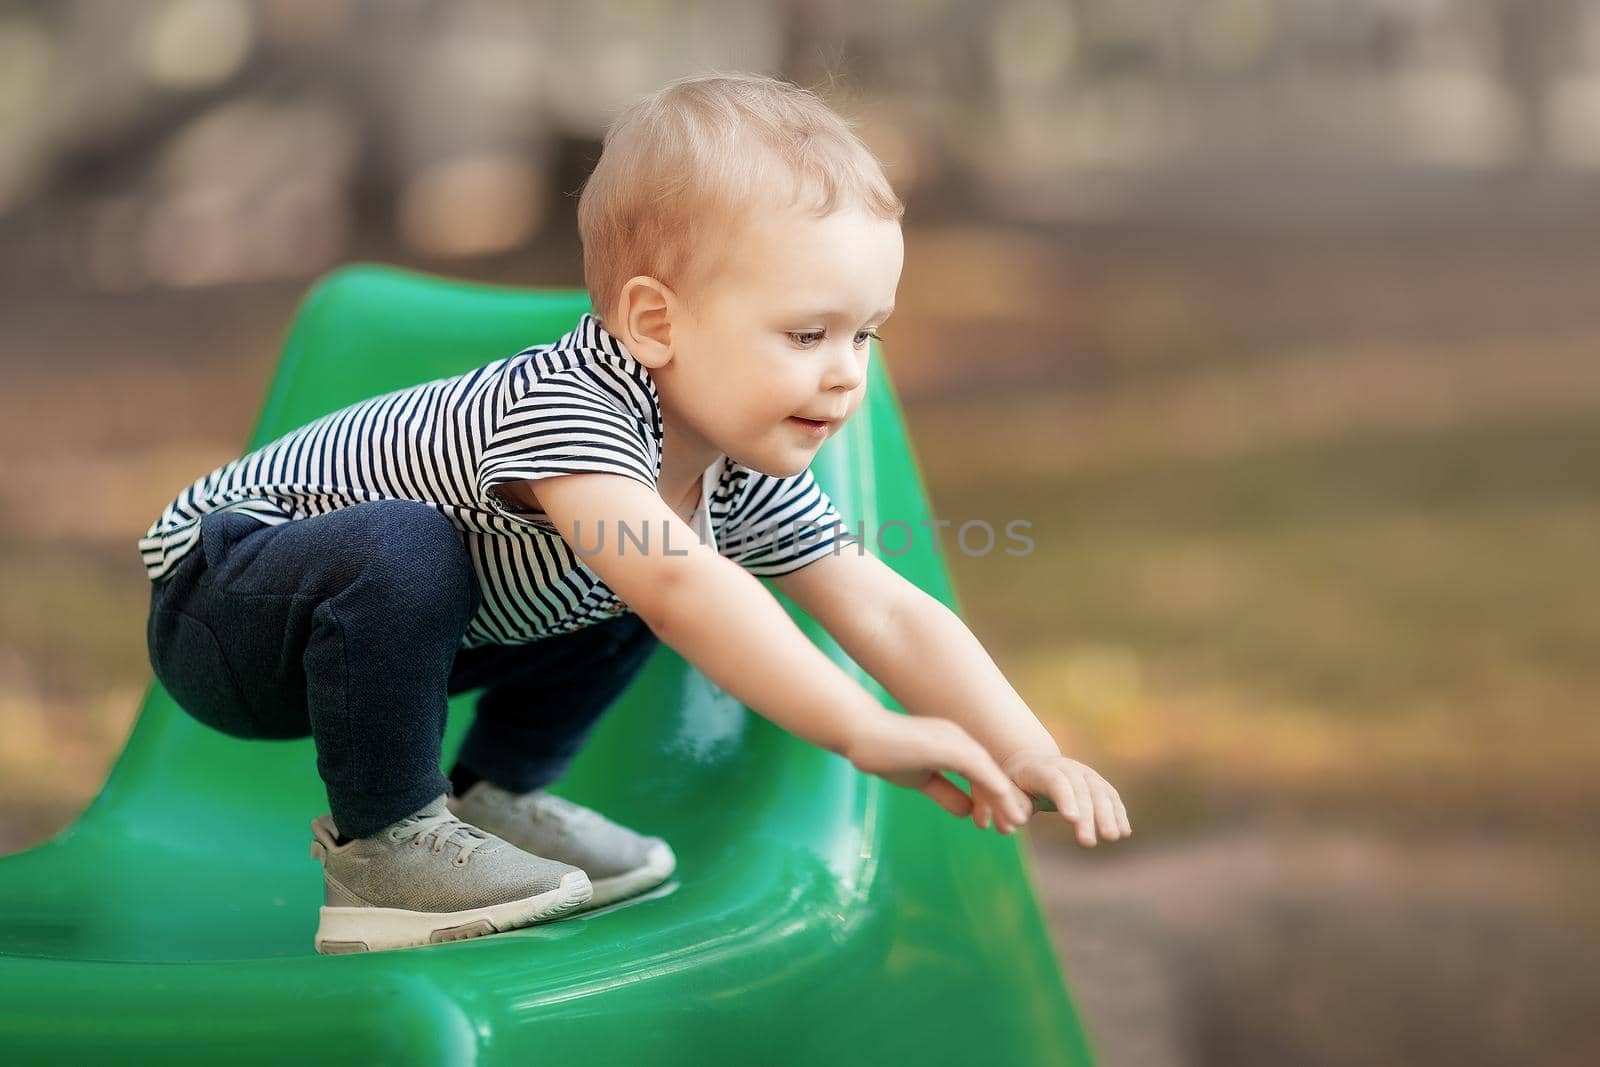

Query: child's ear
[612,277,675,369]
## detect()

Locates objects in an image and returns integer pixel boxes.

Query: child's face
[658,203,903,478]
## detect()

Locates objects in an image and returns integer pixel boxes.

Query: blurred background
[1,1,1597,1063]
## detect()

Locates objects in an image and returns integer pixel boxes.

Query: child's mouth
[787,416,832,436]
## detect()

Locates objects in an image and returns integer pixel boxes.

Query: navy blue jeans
[146,500,660,838]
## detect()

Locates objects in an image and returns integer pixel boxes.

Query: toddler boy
[140,71,1130,955]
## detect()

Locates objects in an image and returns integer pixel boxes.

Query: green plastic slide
[0,266,1095,1065]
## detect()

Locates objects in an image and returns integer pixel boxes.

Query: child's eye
[788,330,883,348]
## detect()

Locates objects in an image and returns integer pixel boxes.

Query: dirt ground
[1030,819,1600,1067]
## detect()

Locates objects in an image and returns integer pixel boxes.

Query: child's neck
[657,414,720,520]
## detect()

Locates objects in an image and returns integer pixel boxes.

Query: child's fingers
[1007,781,1034,824]
[1071,771,1098,846]
[920,772,974,818]
[984,768,1034,827]
[1045,774,1080,821]
[942,732,1031,827]
[971,798,992,830]
[1038,780,1084,831]
[1093,778,1123,840]
[1030,762,1131,842]
[974,792,1019,834]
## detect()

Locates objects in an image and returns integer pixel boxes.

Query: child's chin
[744,450,813,479]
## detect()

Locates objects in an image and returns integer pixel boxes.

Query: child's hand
[1001,748,1131,848]
[845,712,1034,834]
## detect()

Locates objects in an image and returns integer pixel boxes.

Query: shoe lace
[393,809,492,864]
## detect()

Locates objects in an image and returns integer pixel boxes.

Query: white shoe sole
[584,840,677,909]
[314,869,592,954]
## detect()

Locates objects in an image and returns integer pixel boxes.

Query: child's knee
[148,606,266,739]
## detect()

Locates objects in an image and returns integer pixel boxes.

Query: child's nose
[822,344,867,391]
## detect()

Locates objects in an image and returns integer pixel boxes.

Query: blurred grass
[916,384,1600,836]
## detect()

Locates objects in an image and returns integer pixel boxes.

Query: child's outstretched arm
[770,547,1132,848]
[510,473,1035,835]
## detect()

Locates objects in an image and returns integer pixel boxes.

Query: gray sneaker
[308,793,592,954]
[450,782,676,910]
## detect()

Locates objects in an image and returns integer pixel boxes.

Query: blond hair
[577,70,905,324]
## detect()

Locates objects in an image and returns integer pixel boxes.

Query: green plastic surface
[0,265,1095,1065]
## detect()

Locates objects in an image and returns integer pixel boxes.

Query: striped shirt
[137,312,861,647]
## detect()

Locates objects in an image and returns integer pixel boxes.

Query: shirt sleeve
[476,364,658,514]
[720,465,864,577]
